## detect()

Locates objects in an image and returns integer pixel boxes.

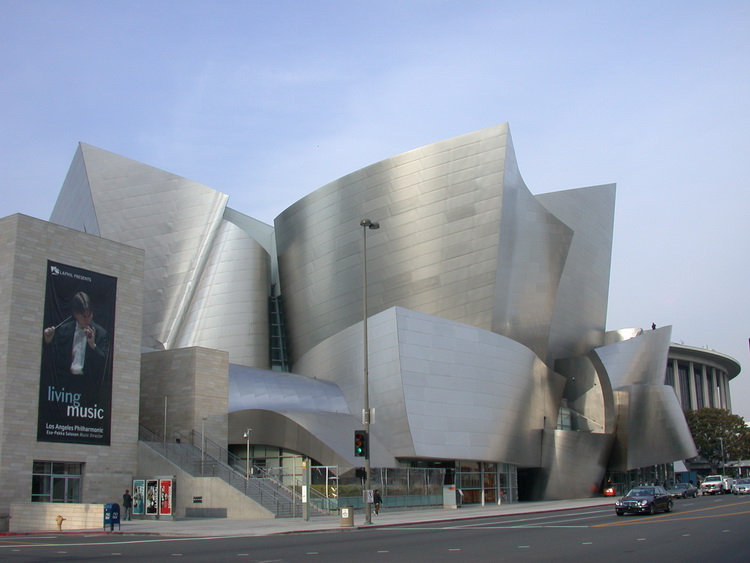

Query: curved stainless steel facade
[46,123,721,500]
[50,143,271,367]
[294,307,565,466]
[591,327,698,470]
[275,124,589,363]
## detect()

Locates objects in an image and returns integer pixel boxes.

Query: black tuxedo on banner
[44,319,110,379]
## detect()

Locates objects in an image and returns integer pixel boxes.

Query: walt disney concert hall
[4,123,735,527]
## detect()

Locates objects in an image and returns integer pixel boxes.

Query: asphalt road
[2,494,749,562]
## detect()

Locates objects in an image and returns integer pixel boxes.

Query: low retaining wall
[10,502,105,532]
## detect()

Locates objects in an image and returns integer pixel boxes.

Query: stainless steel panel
[591,326,673,389]
[537,185,616,364]
[174,220,269,367]
[609,385,698,471]
[294,307,565,467]
[228,364,350,414]
[50,143,272,367]
[275,124,514,363]
[540,430,615,500]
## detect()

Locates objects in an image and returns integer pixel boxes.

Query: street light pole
[360,218,379,525]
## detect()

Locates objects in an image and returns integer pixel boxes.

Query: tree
[685,408,750,472]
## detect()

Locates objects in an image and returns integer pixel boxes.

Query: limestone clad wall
[0,214,144,530]
[139,347,229,448]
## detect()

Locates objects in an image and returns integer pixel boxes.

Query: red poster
[159,479,172,516]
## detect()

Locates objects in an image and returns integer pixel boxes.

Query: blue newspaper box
[104,503,121,531]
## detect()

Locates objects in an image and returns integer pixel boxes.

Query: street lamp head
[360,218,380,230]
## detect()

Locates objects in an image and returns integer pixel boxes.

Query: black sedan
[615,486,673,516]
[667,482,699,498]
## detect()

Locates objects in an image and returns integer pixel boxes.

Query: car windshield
[737,479,750,484]
[673,484,688,489]
[628,488,654,496]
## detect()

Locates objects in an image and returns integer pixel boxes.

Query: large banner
[37,261,117,445]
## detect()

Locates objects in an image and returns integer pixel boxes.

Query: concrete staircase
[139,425,312,518]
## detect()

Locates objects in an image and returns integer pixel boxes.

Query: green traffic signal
[354,430,367,457]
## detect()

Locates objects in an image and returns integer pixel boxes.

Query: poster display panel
[132,479,145,516]
[145,479,159,516]
[37,261,117,445]
[159,479,173,516]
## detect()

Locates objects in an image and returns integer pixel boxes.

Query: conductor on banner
[43,291,110,378]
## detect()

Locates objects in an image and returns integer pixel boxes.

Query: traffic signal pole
[361,219,379,526]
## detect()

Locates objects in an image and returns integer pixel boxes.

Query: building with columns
[666,344,739,412]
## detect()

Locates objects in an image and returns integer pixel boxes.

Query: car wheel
[665,501,672,513]
[616,510,624,517]
[649,504,656,515]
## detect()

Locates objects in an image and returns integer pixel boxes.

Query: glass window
[459,461,479,472]
[557,406,572,430]
[31,461,83,503]
[459,473,481,489]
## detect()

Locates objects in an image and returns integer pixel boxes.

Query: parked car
[724,476,736,492]
[732,478,750,494]
[667,482,698,498]
[615,486,673,516]
[700,475,731,495]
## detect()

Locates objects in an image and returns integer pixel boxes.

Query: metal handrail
[139,425,300,517]
[192,429,333,516]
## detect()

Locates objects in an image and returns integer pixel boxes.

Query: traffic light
[354,430,368,457]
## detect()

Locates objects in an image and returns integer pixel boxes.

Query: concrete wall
[9,502,106,533]
[0,214,144,531]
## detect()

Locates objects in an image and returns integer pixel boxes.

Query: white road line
[448,510,610,529]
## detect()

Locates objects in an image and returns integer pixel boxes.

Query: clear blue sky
[2,1,749,417]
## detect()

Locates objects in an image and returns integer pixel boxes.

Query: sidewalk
[46,497,616,538]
